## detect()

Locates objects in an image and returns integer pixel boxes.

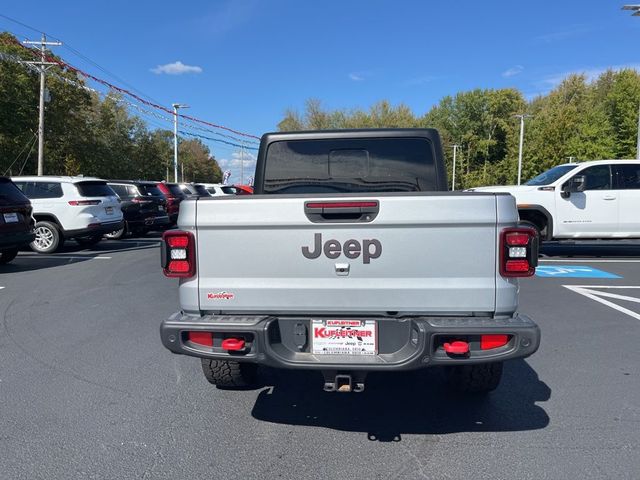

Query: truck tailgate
[195,194,499,315]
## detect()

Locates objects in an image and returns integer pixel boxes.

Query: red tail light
[500,227,538,277]
[162,230,196,278]
[480,334,509,350]
[68,200,101,206]
[188,331,212,346]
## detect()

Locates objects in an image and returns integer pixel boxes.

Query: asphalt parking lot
[1,238,639,479]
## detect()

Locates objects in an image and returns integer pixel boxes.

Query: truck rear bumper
[160,313,540,370]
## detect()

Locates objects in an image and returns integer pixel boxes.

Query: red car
[157,182,187,226]
[233,184,253,195]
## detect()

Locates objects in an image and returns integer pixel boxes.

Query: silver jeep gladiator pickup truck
[160,129,540,393]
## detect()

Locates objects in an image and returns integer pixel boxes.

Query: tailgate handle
[304,201,379,223]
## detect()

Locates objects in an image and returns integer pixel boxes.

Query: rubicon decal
[301,233,382,264]
[207,291,235,300]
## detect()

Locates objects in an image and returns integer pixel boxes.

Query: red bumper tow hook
[221,338,246,351]
[443,340,469,355]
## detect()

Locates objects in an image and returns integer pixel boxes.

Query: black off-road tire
[200,359,257,388]
[0,248,19,264]
[444,362,504,394]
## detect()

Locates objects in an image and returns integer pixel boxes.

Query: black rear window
[221,186,236,194]
[167,184,184,196]
[76,181,116,197]
[138,184,164,197]
[192,185,210,196]
[0,178,29,204]
[263,138,436,194]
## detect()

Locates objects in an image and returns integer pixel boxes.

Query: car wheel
[201,359,257,388]
[75,235,103,247]
[104,225,127,240]
[31,221,62,254]
[0,248,19,264]
[443,362,503,394]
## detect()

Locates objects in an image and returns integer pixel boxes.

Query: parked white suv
[472,160,640,240]
[12,176,124,253]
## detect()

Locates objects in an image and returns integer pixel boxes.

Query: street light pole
[515,114,531,185]
[622,6,640,158]
[451,144,459,190]
[172,103,189,183]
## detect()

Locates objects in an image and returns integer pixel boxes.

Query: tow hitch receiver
[323,372,366,393]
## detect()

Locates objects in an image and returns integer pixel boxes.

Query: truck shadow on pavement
[541,240,640,258]
[251,360,550,441]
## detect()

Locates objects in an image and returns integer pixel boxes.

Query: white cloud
[539,64,640,90]
[217,151,257,175]
[502,65,524,78]
[151,61,203,75]
[349,72,365,81]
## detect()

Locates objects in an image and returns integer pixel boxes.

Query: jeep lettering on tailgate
[301,233,382,264]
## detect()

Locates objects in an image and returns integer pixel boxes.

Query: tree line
[0,32,222,182]
[278,69,640,188]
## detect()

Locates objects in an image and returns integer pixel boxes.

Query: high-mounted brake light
[306,201,378,209]
[68,200,101,206]
[500,227,538,278]
[162,230,196,278]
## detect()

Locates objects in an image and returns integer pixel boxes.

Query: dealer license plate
[3,212,19,223]
[311,319,377,355]
[105,207,114,215]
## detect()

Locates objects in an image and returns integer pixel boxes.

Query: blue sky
[2,0,639,183]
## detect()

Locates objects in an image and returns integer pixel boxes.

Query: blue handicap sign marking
[536,265,622,279]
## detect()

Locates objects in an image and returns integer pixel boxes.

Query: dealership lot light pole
[622,5,640,158]
[172,103,189,182]
[515,114,532,185]
[450,144,460,190]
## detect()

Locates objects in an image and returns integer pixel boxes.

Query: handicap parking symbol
[536,265,622,279]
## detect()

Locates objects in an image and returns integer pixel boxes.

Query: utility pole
[23,34,62,176]
[515,114,532,185]
[240,142,244,184]
[172,103,189,182]
[450,144,460,190]
[637,103,640,160]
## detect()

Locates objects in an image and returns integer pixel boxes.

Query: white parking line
[564,285,640,322]
[16,255,112,260]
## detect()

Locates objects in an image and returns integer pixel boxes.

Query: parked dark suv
[106,181,170,239]
[0,177,35,264]
[156,182,186,225]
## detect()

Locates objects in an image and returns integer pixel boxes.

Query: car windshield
[166,184,184,196]
[138,184,164,197]
[525,165,578,186]
[193,185,211,196]
[76,181,116,197]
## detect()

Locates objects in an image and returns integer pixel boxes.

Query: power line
[13,36,261,140]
